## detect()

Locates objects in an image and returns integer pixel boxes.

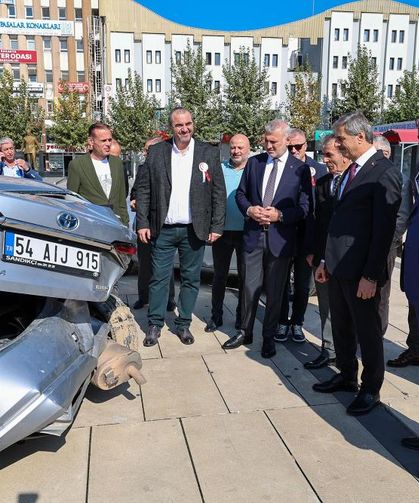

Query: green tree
[222,48,273,149]
[170,43,223,142]
[48,83,91,150]
[107,69,158,151]
[383,67,419,123]
[285,62,321,139]
[0,70,44,146]
[333,45,383,123]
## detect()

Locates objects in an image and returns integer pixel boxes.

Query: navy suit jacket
[236,152,312,258]
[404,199,419,305]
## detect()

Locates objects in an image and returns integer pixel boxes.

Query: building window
[42,7,50,20]
[234,53,240,65]
[271,82,277,95]
[396,84,401,94]
[124,49,130,63]
[272,54,278,67]
[12,66,20,81]
[342,56,348,69]
[332,83,338,98]
[155,50,161,64]
[373,29,379,42]
[389,57,394,70]
[397,57,402,70]
[205,52,212,65]
[115,49,121,62]
[343,28,349,41]
[399,30,405,43]
[155,79,161,93]
[175,51,181,64]
[9,36,18,50]
[26,36,35,51]
[77,71,85,82]
[214,80,220,93]
[25,5,33,18]
[45,70,53,83]
[147,79,153,92]
[333,56,338,69]
[146,50,152,64]
[75,8,83,21]
[60,38,68,52]
[61,70,69,81]
[44,37,51,51]
[47,101,54,114]
[334,28,340,41]
[7,4,16,18]
[290,83,296,96]
[76,39,84,52]
[391,30,397,43]
[28,66,37,83]
[214,52,221,65]
[59,7,66,20]
[387,84,393,98]
[243,53,249,64]
[264,54,270,66]
[372,57,377,67]
[363,29,370,42]
[116,78,122,89]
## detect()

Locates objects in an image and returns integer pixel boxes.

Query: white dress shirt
[339,146,377,197]
[165,138,195,224]
[262,149,289,204]
[92,158,112,198]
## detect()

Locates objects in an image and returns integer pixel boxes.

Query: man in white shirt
[136,107,226,347]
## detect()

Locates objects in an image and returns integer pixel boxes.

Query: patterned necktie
[263,158,279,207]
[331,174,341,196]
[342,162,358,194]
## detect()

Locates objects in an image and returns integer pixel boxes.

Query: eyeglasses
[287,142,306,151]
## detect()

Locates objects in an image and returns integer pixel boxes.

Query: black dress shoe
[222,331,253,350]
[166,300,177,312]
[346,391,380,415]
[176,327,194,345]
[261,338,276,359]
[313,373,358,393]
[387,349,419,367]
[204,318,223,332]
[304,352,336,369]
[133,299,147,309]
[143,325,161,347]
[401,436,419,450]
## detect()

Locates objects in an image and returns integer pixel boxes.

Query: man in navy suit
[222,120,312,358]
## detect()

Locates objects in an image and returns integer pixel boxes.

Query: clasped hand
[248,205,280,225]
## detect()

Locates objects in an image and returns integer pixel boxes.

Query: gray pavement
[1,267,419,502]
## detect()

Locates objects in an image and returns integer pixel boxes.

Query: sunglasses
[287,142,306,151]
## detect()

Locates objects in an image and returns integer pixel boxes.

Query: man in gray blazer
[67,123,129,226]
[136,107,226,346]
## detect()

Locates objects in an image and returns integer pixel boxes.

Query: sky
[135,0,419,31]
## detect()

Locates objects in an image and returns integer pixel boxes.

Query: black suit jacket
[325,151,401,286]
[135,138,226,242]
[310,173,335,266]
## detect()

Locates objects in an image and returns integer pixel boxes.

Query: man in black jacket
[313,111,401,415]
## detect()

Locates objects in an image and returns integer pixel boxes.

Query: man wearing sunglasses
[276,128,327,344]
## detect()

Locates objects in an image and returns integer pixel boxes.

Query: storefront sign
[58,81,90,94]
[0,18,74,36]
[13,81,44,97]
[0,48,37,63]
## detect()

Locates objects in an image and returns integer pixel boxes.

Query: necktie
[263,158,278,207]
[331,174,341,196]
[342,163,357,194]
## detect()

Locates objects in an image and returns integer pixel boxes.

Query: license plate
[2,231,101,278]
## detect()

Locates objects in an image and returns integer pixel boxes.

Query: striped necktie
[263,158,278,207]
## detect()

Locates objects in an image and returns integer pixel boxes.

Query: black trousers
[329,275,384,394]
[137,240,175,304]
[211,231,243,323]
[407,302,419,354]
[242,232,290,339]
[378,244,398,335]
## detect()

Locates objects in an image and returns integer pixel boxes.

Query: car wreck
[0,177,145,452]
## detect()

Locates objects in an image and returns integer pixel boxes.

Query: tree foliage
[107,69,159,151]
[284,62,321,140]
[222,48,273,149]
[48,83,91,150]
[383,67,419,123]
[170,43,223,142]
[333,45,383,123]
[0,70,44,147]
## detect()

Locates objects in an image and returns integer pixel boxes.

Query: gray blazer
[135,138,226,242]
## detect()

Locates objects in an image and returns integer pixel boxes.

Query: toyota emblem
[57,212,79,230]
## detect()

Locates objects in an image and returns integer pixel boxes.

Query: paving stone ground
[1,266,419,502]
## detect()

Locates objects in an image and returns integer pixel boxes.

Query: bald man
[205,134,250,332]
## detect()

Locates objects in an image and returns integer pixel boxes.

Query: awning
[382,129,418,144]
